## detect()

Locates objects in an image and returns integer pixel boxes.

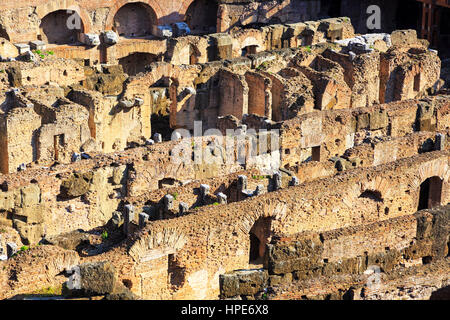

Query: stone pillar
[217,193,228,204]
[290,176,300,186]
[179,202,189,216]
[164,194,174,212]
[139,212,150,228]
[0,236,6,261]
[435,133,446,151]
[6,242,18,258]
[237,175,248,192]
[200,184,210,203]
[254,185,265,196]
[111,211,124,229]
[153,133,163,143]
[237,175,248,201]
[123,204,135,235]
[272,172,282,191]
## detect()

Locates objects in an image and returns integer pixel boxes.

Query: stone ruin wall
[0,6,448,300]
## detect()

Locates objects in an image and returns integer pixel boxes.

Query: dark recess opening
[418,176,443,210]
[249,233,261,263]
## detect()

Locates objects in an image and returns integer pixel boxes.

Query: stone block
[65,262,117,297]
[391,30,418,47]
[14,205,44,224]
[356,113,369,131]
[29,40,46,51]
[21,184,40,207]
[163,194,174,211]
[153,25,173,38]
[179,202,189,216]
[237,175,248,192]
[290,176,300,186]
[111,211,124,228]
[102,31,119,45]
[220,269,268,298]
[13,220,44,245]
[272,172,282,191]
[200,184,210,198]
[435,133,446,151]
[153,133,163,143]
[59,172,93,199]
[14,43,30,54]
[217,193,227,204]
[369,110,388,130]
[43,230,90,251]
[254,185,264,196]
[80,33,100,46]
[138,212,150,228]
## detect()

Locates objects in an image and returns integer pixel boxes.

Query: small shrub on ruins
[46,51,54,55]
[213,202,219,206]
[304,45,312,53]
[256,61,270,71]
[172,192,178,200]
[252,175,266,180]
[0,228,5,233]
[101,230,109,241]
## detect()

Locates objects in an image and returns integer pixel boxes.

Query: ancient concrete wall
[220,204,449,298]
[279,96,450,168]
[122,151,448,299]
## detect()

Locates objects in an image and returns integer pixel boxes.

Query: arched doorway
[418,176,443,210]
[184,0,218,34]
[249,217,272,265]
[113,3,157,37]
[118,52,158,76]
[39,10,84,44]
[352,189,385,223]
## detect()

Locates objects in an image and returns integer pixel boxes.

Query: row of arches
[6,0,219,45]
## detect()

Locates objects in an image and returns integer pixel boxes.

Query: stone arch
[183,0,218,34]
[119,52,159,76]
[409,159,449,209]
[236,200,288,264]
[240,37,262,56]
[249,216,272,264]
[128,228,187,263]
[105,0,163,32]
[39,10,85,44]
[35,0,92,33]
[342,177,393,209]
[418,176,444,210]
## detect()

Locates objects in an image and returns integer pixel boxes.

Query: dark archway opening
[185,0,218,34]
[418,176,443,210]
[168,254,186,289]
[118,52,158,76]
[40,10,84,44]
[438,7,450,59]
[113,3,156,37]
[395,1,421,32]
[241,45,258,57]
[320,0,342,18]
[0,25,9,41]
[249,217,272,265]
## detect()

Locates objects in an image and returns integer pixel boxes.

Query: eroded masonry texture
[0,0,448,300]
